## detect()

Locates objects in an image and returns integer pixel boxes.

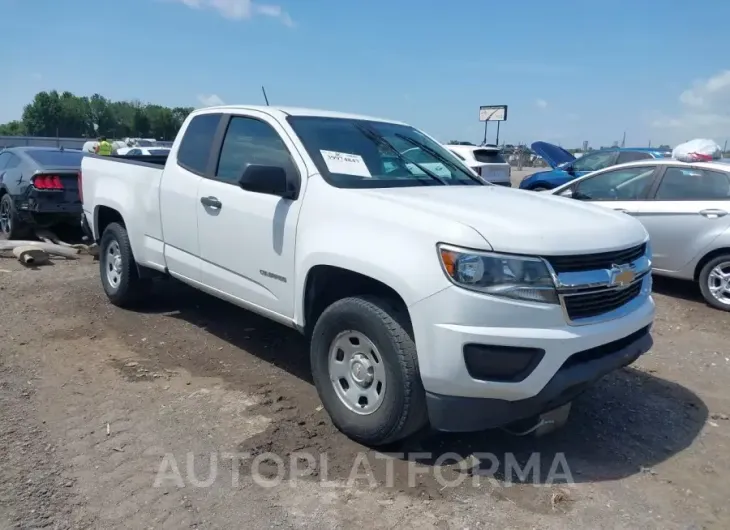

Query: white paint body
[81,105,654,403]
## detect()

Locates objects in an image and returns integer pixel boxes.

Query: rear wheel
[0,194,32,240]
[699,254,730,311]
[310,296,428,446]
[99,222,149,307]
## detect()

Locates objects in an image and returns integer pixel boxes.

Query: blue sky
[3,0,730,148]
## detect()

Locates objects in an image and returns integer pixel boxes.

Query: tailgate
[472,162,511,183]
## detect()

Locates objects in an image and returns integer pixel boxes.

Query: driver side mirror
[238,163,297,199]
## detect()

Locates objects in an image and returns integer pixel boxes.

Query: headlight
[438,244,558,304]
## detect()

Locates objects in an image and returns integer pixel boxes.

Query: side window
[176,113,222,175]
[655,167,730,200]
[215,116,295,183]
[4,154,21,170]
[617,151,652,164]
[573,166,657,201]
[0,152,10,170]
[572,151,616,172]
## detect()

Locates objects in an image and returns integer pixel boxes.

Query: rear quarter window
[176,114,222,175]
[472,149,506,164]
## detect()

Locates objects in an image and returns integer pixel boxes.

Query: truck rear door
[159,112,224,283]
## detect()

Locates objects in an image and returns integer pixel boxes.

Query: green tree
[0,90,194,140]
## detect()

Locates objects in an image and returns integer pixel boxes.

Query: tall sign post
[479,105,508,145]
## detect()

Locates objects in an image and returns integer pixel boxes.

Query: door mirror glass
[238,163,293,198]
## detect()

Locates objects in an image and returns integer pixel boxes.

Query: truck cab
[81,105,655,446]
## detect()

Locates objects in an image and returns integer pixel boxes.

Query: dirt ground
[0,249,729,529]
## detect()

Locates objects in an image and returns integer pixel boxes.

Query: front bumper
[408,279,654,431]
[425,324,652,431]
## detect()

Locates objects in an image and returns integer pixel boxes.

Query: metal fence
[0,135,89,150]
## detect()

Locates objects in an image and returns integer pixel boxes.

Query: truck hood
[531,141,576,168]
[358,185,647,255]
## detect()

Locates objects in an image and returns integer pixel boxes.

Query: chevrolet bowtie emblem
[610,264,635,288]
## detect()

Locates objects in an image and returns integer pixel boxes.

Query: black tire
[310,296,428,446]
[99,222,149,307]
[698,254,730,311]
[0,193,32,240]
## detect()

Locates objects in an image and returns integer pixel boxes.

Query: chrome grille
[545,243,646,273]
[562,281,643,321]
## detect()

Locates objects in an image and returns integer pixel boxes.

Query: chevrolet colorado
[80,105,655,446]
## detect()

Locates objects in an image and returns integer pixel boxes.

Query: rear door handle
[200,196,222,209]
[699,209,727,218]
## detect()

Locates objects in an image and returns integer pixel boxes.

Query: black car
[0,147,86,239]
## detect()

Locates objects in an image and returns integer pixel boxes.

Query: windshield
[26,149,86,167]
[287,116,483,188]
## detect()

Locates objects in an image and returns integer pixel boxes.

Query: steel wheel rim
[105,240,123,289]
[328,330,387,415]
[708,261,730,305]
[0,200,11,234]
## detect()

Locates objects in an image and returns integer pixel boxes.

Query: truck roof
[194,105,407,125]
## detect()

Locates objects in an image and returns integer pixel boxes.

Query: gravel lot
[1,190,729,528]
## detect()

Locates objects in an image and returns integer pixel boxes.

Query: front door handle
[200,196,222,209]
[699,209,727,218]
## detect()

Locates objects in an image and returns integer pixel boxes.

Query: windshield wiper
[393,133,484,185]
[353,124,448,185]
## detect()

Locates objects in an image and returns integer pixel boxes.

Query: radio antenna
[261,86,270,106]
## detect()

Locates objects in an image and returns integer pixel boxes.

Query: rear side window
[617,151,652,164]
[177,114,222,175]
[655,167,730,200]
[472,149,506,164]
[25,150,85,167]
[4,154,21,169]
[0,152,10,169]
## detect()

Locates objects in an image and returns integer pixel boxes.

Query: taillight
[32,174,64,190]
[78,171,83,202]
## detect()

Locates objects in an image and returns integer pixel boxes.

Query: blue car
[519,142,671,191]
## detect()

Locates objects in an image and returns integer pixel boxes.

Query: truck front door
[196,112,305,320]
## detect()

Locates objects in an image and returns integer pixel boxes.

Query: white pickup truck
[80,105,655,446]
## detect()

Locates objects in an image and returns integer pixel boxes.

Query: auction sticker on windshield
[320,150,372,177]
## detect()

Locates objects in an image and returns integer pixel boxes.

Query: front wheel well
[694,247,730,281]
[303,265,410,337]
[95,206,125,241]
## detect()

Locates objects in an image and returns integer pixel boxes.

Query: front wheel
[99,222,149,307]
[698,255,730,311]
[310,296,428,446]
